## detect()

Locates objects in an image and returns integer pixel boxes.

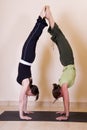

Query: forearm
[63,95,69,117]
[23,96,28,113]
[19,100,24,118]
[19,85,28,118]
[62,84,70,117]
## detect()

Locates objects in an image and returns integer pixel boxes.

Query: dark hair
[30,84,39,100]
[52,83,61,99]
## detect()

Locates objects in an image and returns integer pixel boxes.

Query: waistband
[20,59,32,66]
[63,64,75,71]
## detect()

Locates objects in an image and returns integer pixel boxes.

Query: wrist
[65,115,69,118]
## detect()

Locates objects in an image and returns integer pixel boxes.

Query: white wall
[0,0,87,102]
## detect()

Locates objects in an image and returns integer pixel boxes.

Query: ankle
[49,17,55,28]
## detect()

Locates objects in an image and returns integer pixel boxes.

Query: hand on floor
[56,115,69,121]
[20,115,32,120]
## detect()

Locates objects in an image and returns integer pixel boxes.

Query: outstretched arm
[19,78,32,120]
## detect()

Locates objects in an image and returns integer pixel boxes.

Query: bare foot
[40,6,46,19]
[45,6,51,20]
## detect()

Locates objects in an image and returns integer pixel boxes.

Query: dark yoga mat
[0,111,87,122]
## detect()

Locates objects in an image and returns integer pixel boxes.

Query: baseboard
[0,101,87,107]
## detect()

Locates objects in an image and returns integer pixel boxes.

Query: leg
[45,6,74,66]
[21,7,47,63]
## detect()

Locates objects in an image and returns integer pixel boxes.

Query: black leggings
[21,16,47,63]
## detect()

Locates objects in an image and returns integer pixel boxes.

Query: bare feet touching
[40,5,54,28]
[45,6,55,28]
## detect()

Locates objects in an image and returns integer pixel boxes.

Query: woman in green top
[45,6,76,121]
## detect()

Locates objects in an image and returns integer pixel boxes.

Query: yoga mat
[0,111,87,122]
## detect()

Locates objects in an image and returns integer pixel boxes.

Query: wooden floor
[0,101,87,130]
